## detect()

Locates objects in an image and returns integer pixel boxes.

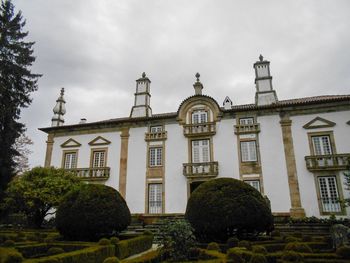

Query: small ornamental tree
[56,184,131,241]
[185,178,274,241]
[4,167,80,228]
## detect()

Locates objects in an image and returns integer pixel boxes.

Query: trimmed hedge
[24,244,115,263]
[0,247,24,263]
[123,249,162,263]
[115,234,153,259]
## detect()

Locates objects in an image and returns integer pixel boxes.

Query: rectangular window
[240,141,257,162]
[318,176,341,213]
[245,180,261,192]
[240,117,254,125]
[64,152,77,169]
[150,125,163,133]
[192,110,208,124]
[92,150,106,168]
[191,140,210,173]
[312,135,332,155]
[148,183,162,214]
[149,147,162,167]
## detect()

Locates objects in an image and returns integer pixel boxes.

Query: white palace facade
[40,56,350,219]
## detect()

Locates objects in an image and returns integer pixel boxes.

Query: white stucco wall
[164,123,188,213]
[126,127,148,213]
[291,110,350,217]
[214,119,240,179]
[258,114,291,213]
[50,131,121,190]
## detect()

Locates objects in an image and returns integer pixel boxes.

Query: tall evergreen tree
[0,0,40,199]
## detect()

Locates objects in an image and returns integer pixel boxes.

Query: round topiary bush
[252,245,267,255]
[284,242,312,253]
[207,242,220,251]
[227,247,252,263]
[47,247,65,255]
[185,178,273,241]
[3,250,24,263]
[3,239,15,247]
[281,250,304,262]
[98,238,111,246]
[238,240,252,250]
[227,237,239,248]
[110,237,120,245]
[56,184,131,241]
[103,257,121,263]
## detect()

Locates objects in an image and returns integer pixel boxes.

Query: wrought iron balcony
[305,154,350,171]
[67,167,110,181]
[234,123,260,134]
[183,122,216,137]
[145,131,167,141]
[183,162,219,178]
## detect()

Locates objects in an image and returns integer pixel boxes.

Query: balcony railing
[183,162,219,178]
[67,167,110,181]
[305,154,350,171]
[183,122,216,137]
[145,131,167,141]
[234,123,260,134]
[320,197,342,213]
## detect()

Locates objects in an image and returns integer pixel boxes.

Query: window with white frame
[64,152,77,169]
[240,141,257,162]
[239,117,254,125]
[192,140,209,163]
[149,147,162,166]
[150,125,163,133]
[92,150,106,168]
[245,180,261,192]
[318,176,341,213]
[312,135,332,155]
[148,183,162,214]
[192,110,208,124]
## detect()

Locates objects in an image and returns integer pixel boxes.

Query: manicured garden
[1,169,350,262]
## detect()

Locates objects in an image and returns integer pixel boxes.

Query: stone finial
[60,87,64,96]
[259,54,264,62]
[195,72,200,82]
[51,87,66,126]
[142,72,146,78]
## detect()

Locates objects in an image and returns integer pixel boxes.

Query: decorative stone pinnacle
[60,87,64,96]
[195,72,200,82]
[142,72,146,78]
[259,54,264,62]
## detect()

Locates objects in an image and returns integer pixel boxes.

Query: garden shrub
[158,219,196,262]
[207,242,220,251]
[0,247,24,263]
[115,234,154,259]
[103,256,121,263]
[3,239,15,247]
[284,236,299,243]
[47,247,65,255]
[238,240,252,250]
[56,184,131,241]
[336,245,350,259]
[227,247,252,263]
[249,253,267,263]
[281,250,304,262]
[284,242,312,253]
[227,237,239,248]
[110,237,120,245]
[185,178,273,241]
[99,238,112,246]
[124,249,162,263]
[143,230,153,236]
[252,245,267,255]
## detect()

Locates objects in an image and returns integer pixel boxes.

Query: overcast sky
[12,0,350,167]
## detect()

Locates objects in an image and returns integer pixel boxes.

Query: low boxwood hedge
[115,234,153,259]
[24,244,115,263]
[0,247,24,263]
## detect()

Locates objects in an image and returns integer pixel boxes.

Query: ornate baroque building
[40,56,350,218]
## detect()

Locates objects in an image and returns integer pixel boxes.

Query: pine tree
[0,0,41,199]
